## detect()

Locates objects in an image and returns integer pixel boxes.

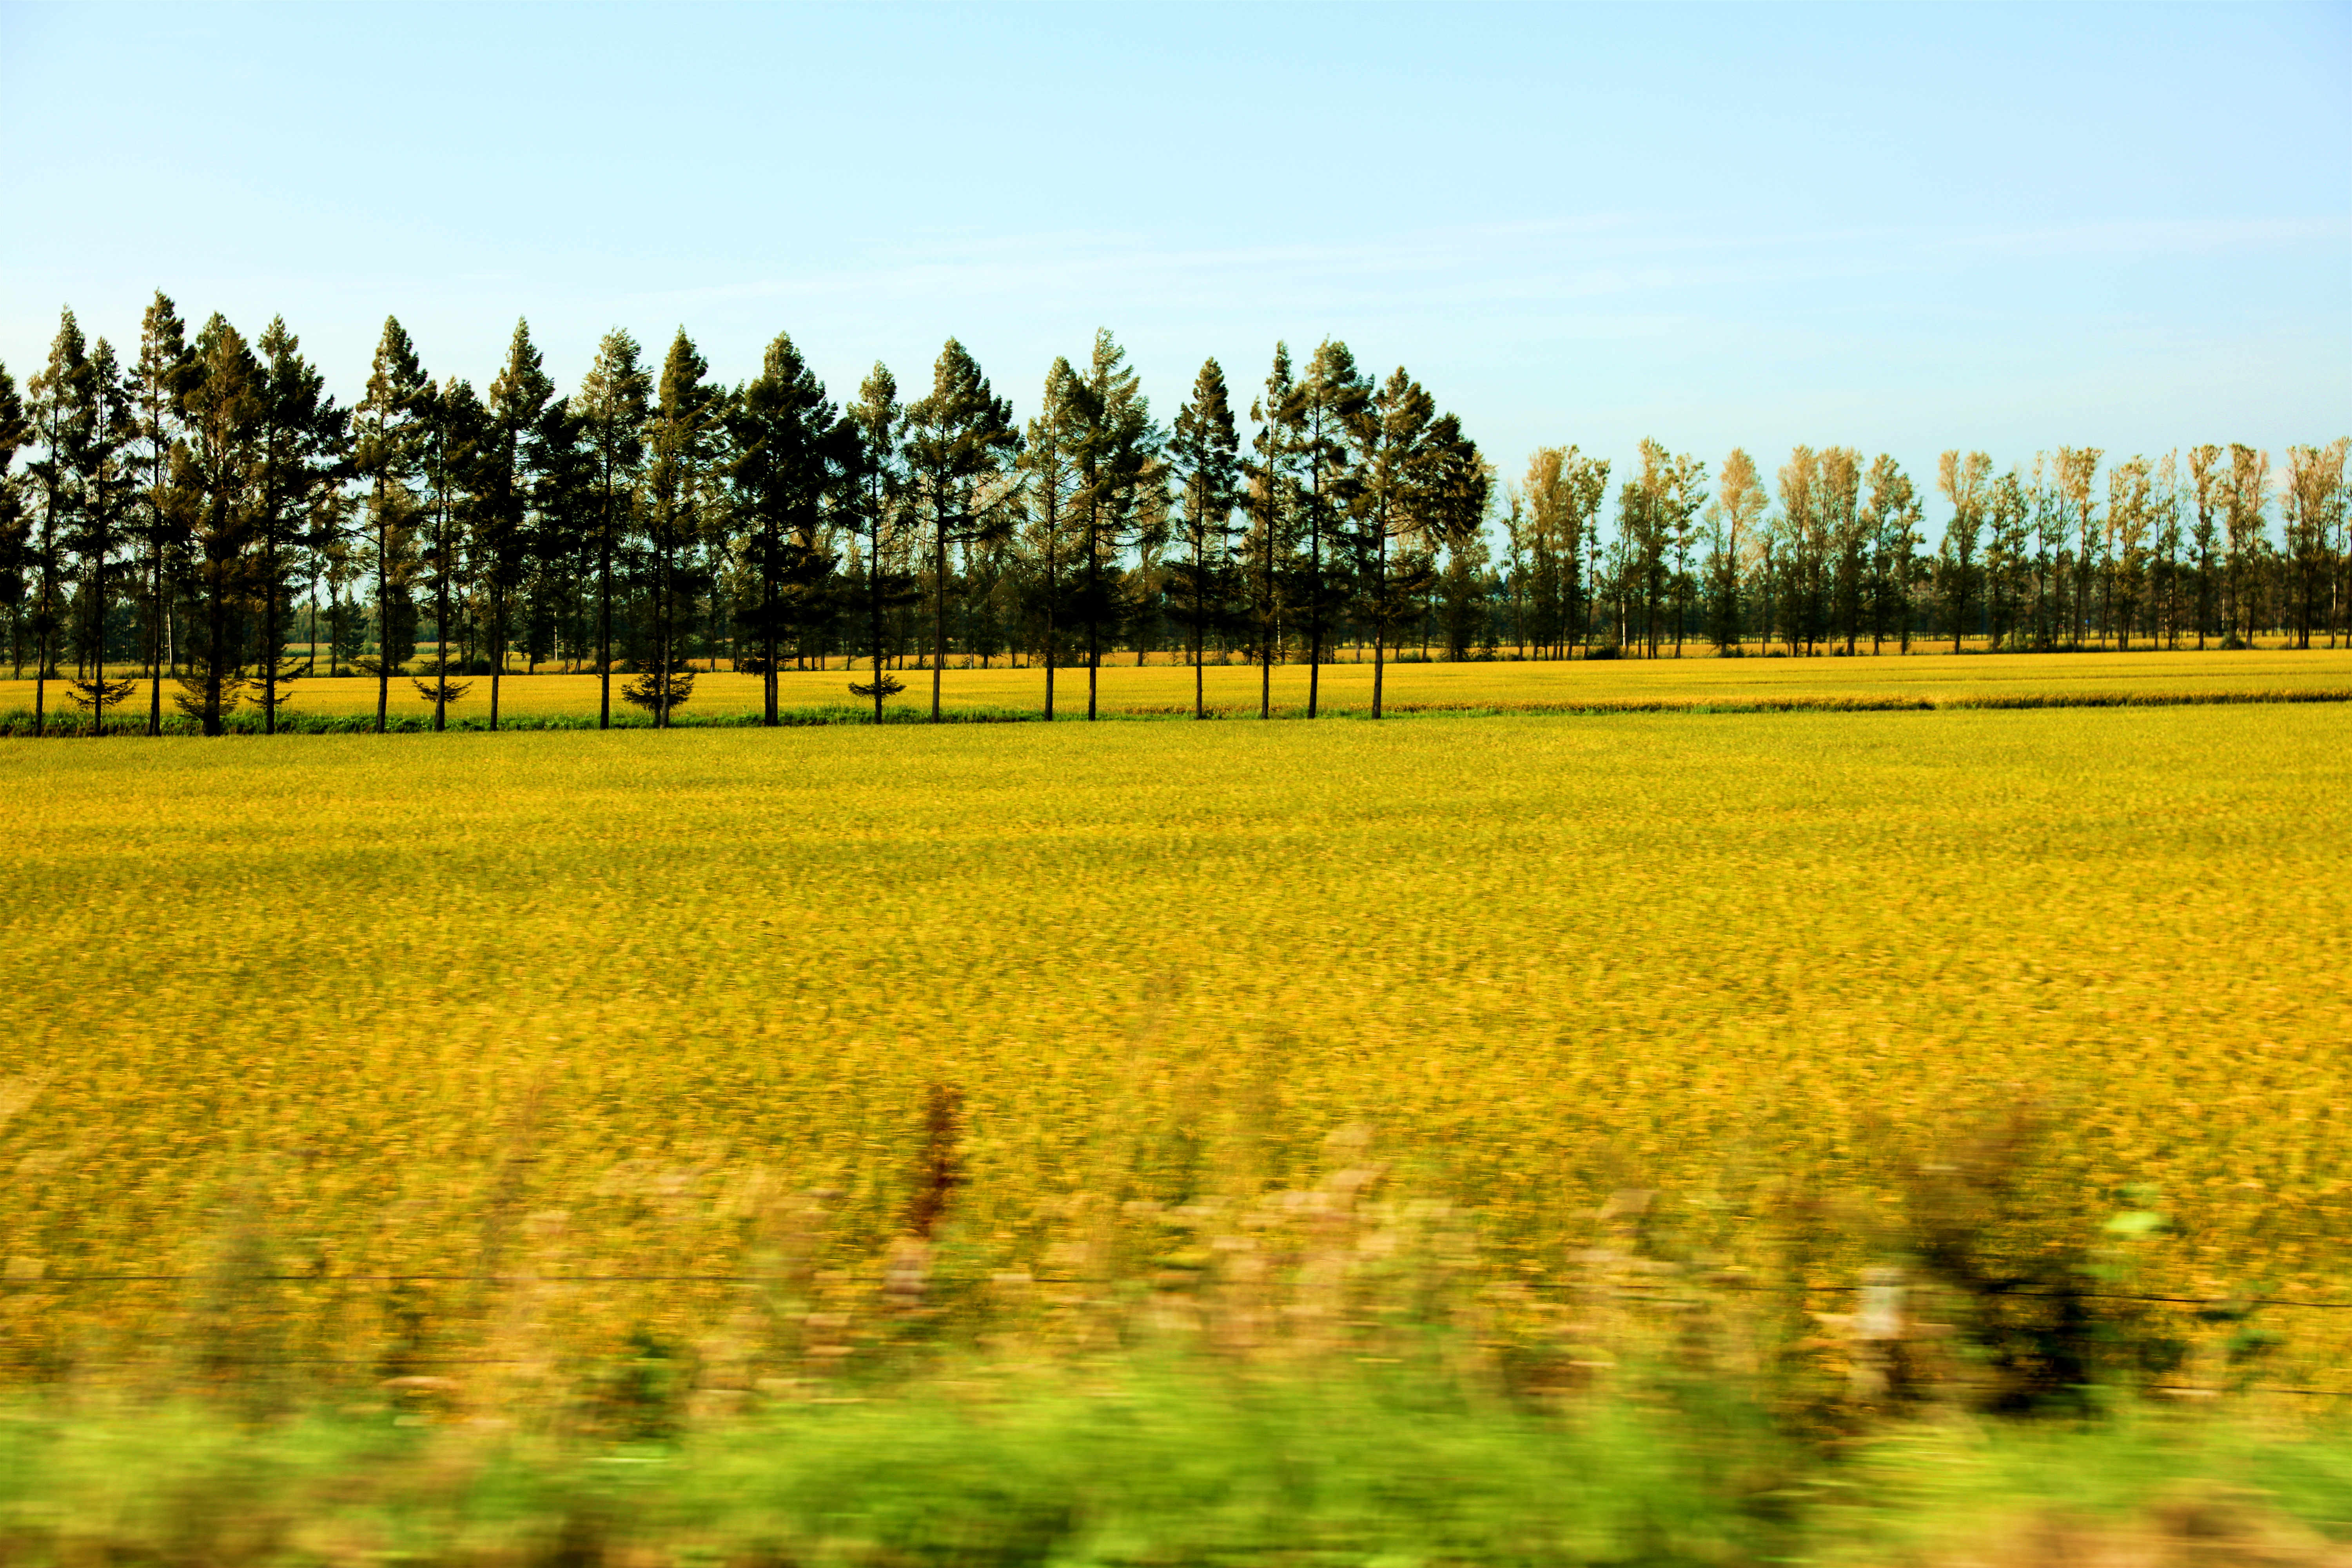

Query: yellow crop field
[3,703,2349,1403]
[7,646,2352,727]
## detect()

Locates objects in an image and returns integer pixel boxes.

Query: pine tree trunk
[376,501,392,734]
[263,524,278,735]
[597,537,612,731]
[869,556,886,726]
[763,545,778,726]
[1371,529,1387,720]
[148,537,164,735]
[490,586,503,732]
[1193,535,1205,721]
[433,507,448,734]
[1260,506,1274,720]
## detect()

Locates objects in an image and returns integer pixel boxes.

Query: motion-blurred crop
[4,701,2348,1406]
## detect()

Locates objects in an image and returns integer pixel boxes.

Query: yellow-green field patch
[2,706,2347,1387]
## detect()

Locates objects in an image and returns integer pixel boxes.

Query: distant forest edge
[2,295,2346,737]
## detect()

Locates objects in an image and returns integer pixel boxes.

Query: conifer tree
[354,317,430,731]
[1283,341,1367,715]
[174,314,263,736]
[0,362,29,687]
[576,329,651,728]
[530,396,591,673]
[730,330,839,724]
[481,320,554,729]
[906,339,1018,722]
[1018,358,1082,719]
[24,309,92,737]
[250,318,344,734]
[1069,330,1157,721]
[1346,365,1437,717]
[129,293,191,734]
[1165,358,1239,719]
[631,329,717,727]
[1241,345,1296,719]
[414,377,482,730]
[843,363,913,722]
[65,338,137,733]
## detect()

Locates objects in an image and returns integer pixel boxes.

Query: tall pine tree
[413,377,482,730]
[0,362,29,690]
[65,338,137,733]
[24,309,92,737]
[129,294,191,734]
[1069,330,1157,721]
[1017,357,1083,720]
[631,329,717,727]
[1345,365,1437,719]
[481,319,554,730]
[905,339,1018,722]
[174,315,263,736]
[1241,346,1297,719]
[353,318,430,731]
[842,363,913,723]
[1283,340,1367,716]
[1165,358,1239,719]
[729,330,839,725]
[250,317,345,734]
[576,329,651,729]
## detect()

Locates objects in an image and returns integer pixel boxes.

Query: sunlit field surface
[6,645,2352,725]
[3,704,2348,1401]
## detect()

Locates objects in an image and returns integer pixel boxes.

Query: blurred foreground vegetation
[4,1367,2350,1566]
[4,704,2348,1557]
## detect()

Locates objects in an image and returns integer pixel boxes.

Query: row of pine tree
[2,296,2345,735]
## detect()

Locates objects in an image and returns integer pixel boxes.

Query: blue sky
[2,2,2346,513]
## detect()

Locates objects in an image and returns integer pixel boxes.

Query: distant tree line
[1503,437,2349,666]
[0,297,2344,736]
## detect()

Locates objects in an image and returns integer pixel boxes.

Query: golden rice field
[2,699,2349,1402]
[7,644,2352,724]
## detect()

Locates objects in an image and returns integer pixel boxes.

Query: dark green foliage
[5,298,2338,719]
[576,329,651,729]
[250,317,345,733]
[842,363,916,723]
[1346,364,1437,717]
[129,293,192,734]
[729,330,840,723]
[1165,357,1240,719]
[1283,339,1368,717]
[481,319,555,728]
[907,339,1019,722]
[1069,329,1159,720]
[22,309,92,735]
[171,315,266,736]
[630,329,717,728]
[354,317,430,730]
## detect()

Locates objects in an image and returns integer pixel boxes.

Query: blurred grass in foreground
[2,1367,2349,1566]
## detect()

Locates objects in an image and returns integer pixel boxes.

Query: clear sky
[2,1,2346,512]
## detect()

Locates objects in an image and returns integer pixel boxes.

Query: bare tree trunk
[931,518,946,723]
